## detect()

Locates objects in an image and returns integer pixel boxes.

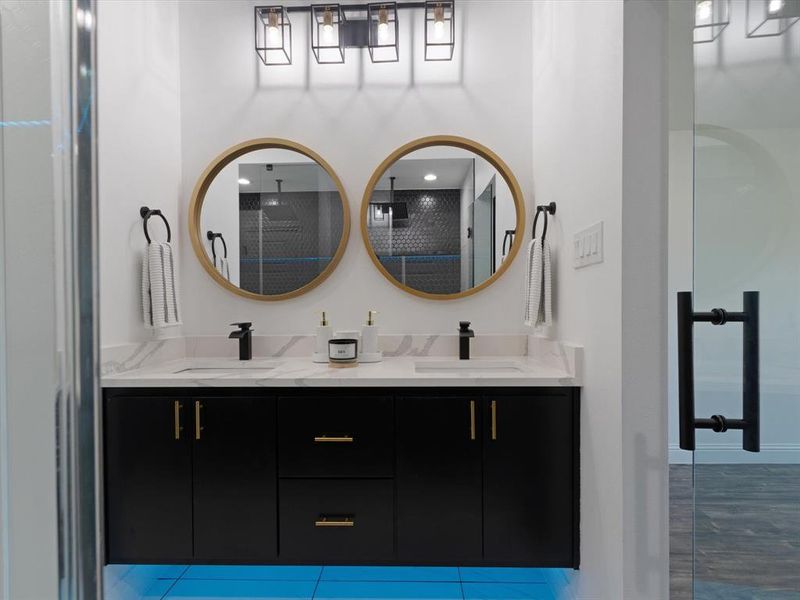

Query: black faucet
[229,322,253,360]
[459,321,475,360]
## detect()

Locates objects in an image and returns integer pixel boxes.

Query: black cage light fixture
[693,0,730,43]
[425,1,455,61]
[311,4,345,64]
[746,0,800,37]
[368,3,399,63]
[255,5,292,65]
[256,2,456,66]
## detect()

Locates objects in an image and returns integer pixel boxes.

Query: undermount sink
[172,359,282,375]
[414,359,528,374]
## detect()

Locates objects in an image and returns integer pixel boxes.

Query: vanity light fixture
[746,0,799,37]
[694,0,730,43]
[424,173,437,181]
[256,2,456,66]
[368,3,399,63]
[238,178,251,185]
[255,5,292,65]
[425,1,455,60]
[311,4,345,64]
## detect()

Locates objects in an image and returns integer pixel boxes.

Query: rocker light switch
[573,221,603,268]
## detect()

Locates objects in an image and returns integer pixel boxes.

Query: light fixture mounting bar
[286,2,425,12]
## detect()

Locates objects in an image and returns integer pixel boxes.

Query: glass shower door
[684,1,800,598]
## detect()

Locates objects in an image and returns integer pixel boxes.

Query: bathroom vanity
[102,356,580,569]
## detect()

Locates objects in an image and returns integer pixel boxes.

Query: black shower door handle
[677,291,760,452]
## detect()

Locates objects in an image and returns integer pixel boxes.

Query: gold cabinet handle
[491,400,497,440]
[313,435,354,443]
[174,401,183,440]
[469,400,476,440]
[315,516,354,527]
[195,401,203,440]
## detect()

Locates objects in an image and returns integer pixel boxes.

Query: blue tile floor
[104,565,571,600]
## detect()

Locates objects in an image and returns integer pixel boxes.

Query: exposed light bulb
[267,11,281,46]
[377,8,390,44]
[433,4,446,40]
[696,0,712,22]
[238,178,251,185]
[322,8,335,44]
[424,173,437,182]
[768,0,784,14]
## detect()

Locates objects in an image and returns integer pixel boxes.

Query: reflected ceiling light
[768,0,785,13]
[696,0,713,21]
[255,6,292,65]
[424,173,437,182]
[368,3,399,63]
[746,0,799,37]
[238,178,251,185]
[425,1,454,60]
[693,0,729,43]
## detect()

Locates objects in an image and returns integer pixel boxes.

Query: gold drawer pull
[491,400,497,440]
[313,435,354,443]
[469,400,476,441]
[315,516,354,527]
[174,401,183,440]
[195,401,203,440]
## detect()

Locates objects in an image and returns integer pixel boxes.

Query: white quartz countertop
[101,355,580,388]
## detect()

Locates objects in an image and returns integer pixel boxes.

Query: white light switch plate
[573,221,604,269]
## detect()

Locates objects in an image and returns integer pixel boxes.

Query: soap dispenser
[359,310,383,363]
[313,311,333,363]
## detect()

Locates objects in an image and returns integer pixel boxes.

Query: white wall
[533,1,669,598]
[0,1,59,597]
[177,0,533,336]
[531,1,625,597]
[98,0,183,347]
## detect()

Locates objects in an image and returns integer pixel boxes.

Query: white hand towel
[524,237,552,328]
[142,242,182,328]
[214,255,230,281]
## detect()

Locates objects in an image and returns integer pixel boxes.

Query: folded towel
[142,242,182,328]
[524,237,552,328]
[214,255,230,281]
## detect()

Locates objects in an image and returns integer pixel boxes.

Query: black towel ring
[502,229,516,256]
[140,206,171,243]
[206,231,228,261]
[532,202,557,242]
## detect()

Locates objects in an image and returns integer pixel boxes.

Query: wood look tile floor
[670,464,800,600]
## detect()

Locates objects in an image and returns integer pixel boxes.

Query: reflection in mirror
[365,145,519,296]
[199,147,346,298]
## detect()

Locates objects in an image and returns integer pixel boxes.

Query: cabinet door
[396,395,483,562]
[104,395,193,563]
[193,397,277,561]
[484,393,577,566]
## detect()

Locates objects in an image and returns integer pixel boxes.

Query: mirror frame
[189,138,351,301]
[360,135,526,300]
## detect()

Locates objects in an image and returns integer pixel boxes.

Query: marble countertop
[102,355,580,388]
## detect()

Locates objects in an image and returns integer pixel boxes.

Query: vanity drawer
[278,395,393,477]
[279,479,394,561]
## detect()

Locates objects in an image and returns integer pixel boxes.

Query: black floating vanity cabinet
[103,388,580,568]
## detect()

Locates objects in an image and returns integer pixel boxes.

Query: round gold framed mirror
[361,135,525,300]
[189,138,350,301]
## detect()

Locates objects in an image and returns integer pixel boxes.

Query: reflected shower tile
[320,566,460,582]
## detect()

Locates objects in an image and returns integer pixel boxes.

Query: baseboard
[669,443,800,464]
